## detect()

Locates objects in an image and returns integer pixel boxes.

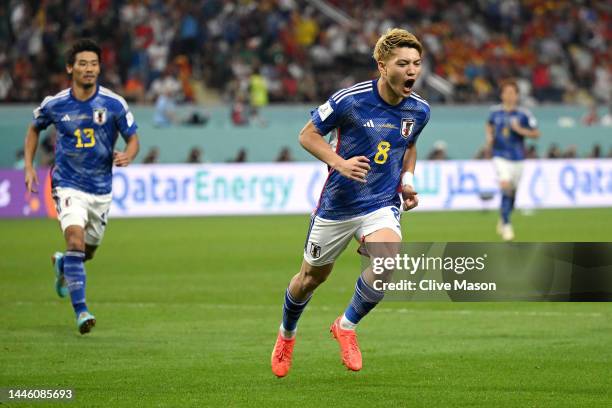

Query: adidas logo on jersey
[61,114,70,122]
[363,120,375,128]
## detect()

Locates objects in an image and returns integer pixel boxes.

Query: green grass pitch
[1,208,611,407]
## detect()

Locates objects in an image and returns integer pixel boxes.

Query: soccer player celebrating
[24,39,139,334]
[271,28,430,377]
[485,80,540,241]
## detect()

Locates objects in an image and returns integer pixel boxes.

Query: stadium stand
[0,0,609,105]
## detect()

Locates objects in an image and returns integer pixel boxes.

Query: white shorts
[303,206,402,267]
[52,187,112,246]
[493,157,524,189]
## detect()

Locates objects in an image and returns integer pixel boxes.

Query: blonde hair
[373,28,423,62]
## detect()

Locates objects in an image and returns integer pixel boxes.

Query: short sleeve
[522,110,538,129]
[487,110,495,125]
[408,110,430,146]
[310,97,345,136]
[116,103,138,140]
[32,103,52,130]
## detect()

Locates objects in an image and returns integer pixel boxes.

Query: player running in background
[485,80,540,241]
[24,39,139,334]
[271,28,430,377]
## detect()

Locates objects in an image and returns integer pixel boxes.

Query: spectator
[427,140,448,160]
[589,144,602,159]
[186,147,203,164]
[153,85,177,127]
[525,144,538,159]
[276,147,293,162]
[0,64,12,100]
[474,145,492,160]
[249,66,268,127]
[123,72,146,103]
[546,143,562,159]
[148,69,181,103]
[231,94,249,126]
[230,148,247,163]
[1,1,610,105]
[601,106,612,127]
[563,145,577,158]
[143,147,159,164]
[581,104,599,126]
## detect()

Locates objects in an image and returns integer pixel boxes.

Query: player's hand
[24,166,39,193]
[113,151,132,167]
[401,184,418,211]
[335,156,371,183]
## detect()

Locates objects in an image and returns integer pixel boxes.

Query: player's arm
[485,123,494,149]
[113,134,140,167]
[298,120,370,183]
[510,118,540,139]
[400,144,418,211]
[24,124,41,193]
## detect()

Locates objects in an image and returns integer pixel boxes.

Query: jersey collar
[70,84,99,104]
[373,78,407,107]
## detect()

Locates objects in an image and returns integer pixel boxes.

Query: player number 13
[74,128,95,148]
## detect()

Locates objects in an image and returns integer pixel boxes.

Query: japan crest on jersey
[93,108,107,125]
[401,118,415,139]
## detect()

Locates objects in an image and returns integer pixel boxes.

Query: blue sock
[281,288,312,332]
[501,193,514,224]
[344,274,385,325]
[63,251,88,316]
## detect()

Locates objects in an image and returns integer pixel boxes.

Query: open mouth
[404,79,415,90]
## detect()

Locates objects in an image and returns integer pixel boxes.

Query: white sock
[279,323,297,339]
[340,314,357,330]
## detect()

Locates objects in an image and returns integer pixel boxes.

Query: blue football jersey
[311,79,430,220]
[487,105,537,161]
[33,86,138,194]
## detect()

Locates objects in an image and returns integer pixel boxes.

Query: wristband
[402,172,414,187]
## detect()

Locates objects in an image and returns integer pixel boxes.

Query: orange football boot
[330,316,362,371]
[271,332,296,377]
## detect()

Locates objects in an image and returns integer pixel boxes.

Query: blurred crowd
[0,0,610,105]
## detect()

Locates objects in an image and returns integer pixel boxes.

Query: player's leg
[281,260,334,338]
[502,160,525,241]
[70,192,112,334]
[272,215,357,377]
[331,206,402,371]
[52,188,105,334]
[53,188,89,317]
[271,260,334,377]
[51,241,98,298]
[62,225,96,334]
[493,158,515,240]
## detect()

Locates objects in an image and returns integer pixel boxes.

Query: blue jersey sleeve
[487,110,495,125]
[519,109,538,129]
[407,109,430,146]
[32,103,52,130]
[116,105,138,141]
[310,97,345,136]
